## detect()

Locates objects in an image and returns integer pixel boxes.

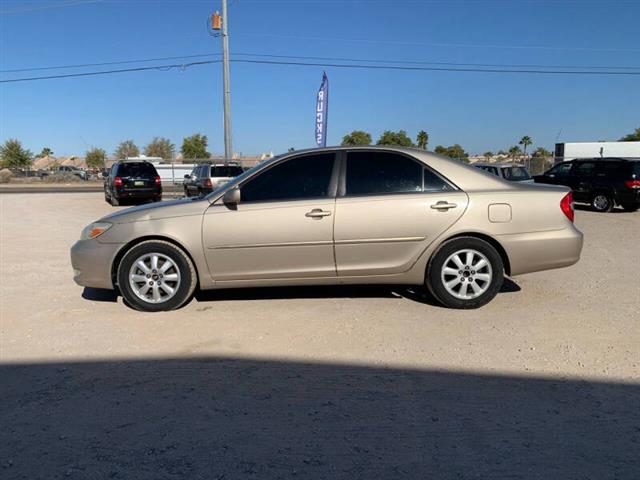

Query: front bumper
[70,239,124,289]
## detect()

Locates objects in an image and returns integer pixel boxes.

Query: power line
[0,60,220,83]
[3,51,639,75]
[0,53,220,73]
[3,57,640,84]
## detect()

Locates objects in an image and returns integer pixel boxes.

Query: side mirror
[101,171,108,177]
[184,174,191,179]
[222,187,240,207]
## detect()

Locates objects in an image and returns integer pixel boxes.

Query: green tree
[0,139,33,169]
[531,147,552,158]
[508,146,522,159]
[114,139,139,159]
[181,134,210,159]
[38,147,54,158]
[144,137,175,160]
[416,130,429,149]
[85,148,107,169]
[483,151,494,161]
[619,127,640,141]
[341,130,372,146]
[519,136,532,157]
[497,150,507,156]
[376,130,415,147]
[434,144,468,161]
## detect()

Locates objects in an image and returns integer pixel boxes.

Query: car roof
[473,162,523,168]
[255,145,514,192]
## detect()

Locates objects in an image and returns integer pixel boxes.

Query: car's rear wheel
[117,240,197,312]
[427,237,504,309]
[591,193,613,212]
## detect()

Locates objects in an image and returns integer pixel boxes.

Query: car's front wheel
[427,237,504,309]
[117,240,197,312]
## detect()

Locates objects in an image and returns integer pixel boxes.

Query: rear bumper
[114,187,162,199]
[616,189,640,206]
[70,239,123,289]
[498,225,583,276]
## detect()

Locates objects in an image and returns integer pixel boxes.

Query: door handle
[305,208,332,219]
[430,201,457,211]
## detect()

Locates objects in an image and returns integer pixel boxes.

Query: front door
[334,150,468,276]
[202,152,338,281]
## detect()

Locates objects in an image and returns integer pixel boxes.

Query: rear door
[118,162,157,191]
[333,150,468,276]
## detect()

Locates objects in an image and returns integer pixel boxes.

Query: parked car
[473,163,533,183]
[183,162,244,197]
[72,146,583,312]
[103,160,162,206]
[56,165,87,180]
[533,157,640,212]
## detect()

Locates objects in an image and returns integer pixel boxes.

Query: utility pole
[220,0,233,162]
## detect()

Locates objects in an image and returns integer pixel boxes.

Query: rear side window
[346,151,423,195]
[117,162,157,177]
[423,167,455,192]
[211,166,244,177]
[241,153,335,202]
[503,167,531,181]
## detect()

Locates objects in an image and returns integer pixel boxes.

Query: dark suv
[183,163,244,197]
[533,158,640,212]
[103,161,162,206]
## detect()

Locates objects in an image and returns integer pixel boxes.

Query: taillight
[203,178,213,188]
[114,176,123,187]
[624,179,640,189]
[154,175,161,186]
[560,192,574,222]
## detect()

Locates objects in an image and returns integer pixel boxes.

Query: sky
[1,0,639,157]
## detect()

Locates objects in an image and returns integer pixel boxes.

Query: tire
[110,195,120,207]
[621,203,639,212]
[104,192,111,204]
[591,193,613,213]
[427,237,504,309]
[117,240,197,312]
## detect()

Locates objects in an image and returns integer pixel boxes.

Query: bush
[0,168,13,183]
[42,173,83,183]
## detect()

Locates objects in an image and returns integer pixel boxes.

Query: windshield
[211,166,244,177]
[503,166,531,181]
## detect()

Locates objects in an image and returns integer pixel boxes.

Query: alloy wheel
[440,249,493,300]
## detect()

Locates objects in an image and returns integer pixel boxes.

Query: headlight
[80,222,112,240]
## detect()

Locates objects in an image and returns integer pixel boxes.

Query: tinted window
[423,167,455,192]
[574,161,596,177]
[548,162,573,177]
[117,163,157,177]
[632,162,640,178]
[211,166,244,177]
[241,153,334,202]
[346,152,423,195]
[503,167,531,181]
[598,161,625,178]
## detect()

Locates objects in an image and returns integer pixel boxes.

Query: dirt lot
[1,193,639,479]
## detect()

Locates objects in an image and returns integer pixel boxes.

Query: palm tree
[483,151,494,161]
[416,130,429,149]
[519,136,532,161]
[508,146,522,160]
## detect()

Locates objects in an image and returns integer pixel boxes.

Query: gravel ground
[1,193,639,479]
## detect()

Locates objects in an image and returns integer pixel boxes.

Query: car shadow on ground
[2,357,638,479]
[574,204,637,214]
[82,279,521,308]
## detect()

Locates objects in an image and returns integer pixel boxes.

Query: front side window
[346,151,423,196]
[240,153,335,203]
[574,161,596,177]
[548,162,573,177]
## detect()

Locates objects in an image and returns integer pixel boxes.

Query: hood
[100,197,209,223]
